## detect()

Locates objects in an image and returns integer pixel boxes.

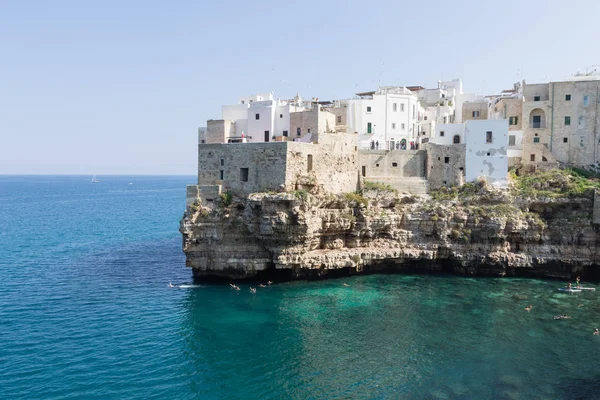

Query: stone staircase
[367,177,429,195]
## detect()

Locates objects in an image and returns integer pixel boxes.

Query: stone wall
[462,101,489,121]
[325,105,348,132]
[289,107,336,141]
[206,119,235,143]
[548,80,600,166]
[197,143,290,196]
[196,133,359,198]
[426,143,466,189]
[286,133,358,194]
[358,149,427,179]
[495,98,523,130]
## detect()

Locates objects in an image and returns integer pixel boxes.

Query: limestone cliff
[180,173,600,281]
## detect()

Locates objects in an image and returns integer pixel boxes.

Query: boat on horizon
[91,174,100,183]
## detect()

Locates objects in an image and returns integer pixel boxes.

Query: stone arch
[530,108,546,129]
[453,135,461,144]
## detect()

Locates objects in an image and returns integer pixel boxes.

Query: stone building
[191,132,359,202]
[522,75,600,167]
[462,101,490,122]
[289,105,336,142]
[426,143,466,189]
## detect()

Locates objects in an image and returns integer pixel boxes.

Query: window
[563,137,568,143]
[487,152,491,156]
[201,140,205,144]
[393,103,397,112]
[509,135,516,146]
[240,168,249,182]
[509,116,518,125]
[440,131,445,137]
[367,106,372,113]
[565,116,571,125]
[307,128,311,134]
[584,96,589,107]
[486,131,493,143]
[579,116,584,127]
[219,170,224,180]
[473,111,480,118]
[566,94,571,101]
[280,114,283,118]
[453,135,460,144]
[530,154,535,162]
[337,116,342,123]
[376,164,379,167]
[220,159,224,166]
[580,136,585,147]
[534,96,540,101]
[392,123,396,130]
[392,162,398,167]
[532,115,542,128]
[400,103,405,112]
[367,123,372,133]
[255,113,260,120]
[307,155,313,172]
[297,127,301,136]
[443,116,447,124]
[444,157,449,164]
[283,130,288,137]
[424,116,428,120]
[241,100,245,104]
[401,123,405,130]
[533,137,540,143]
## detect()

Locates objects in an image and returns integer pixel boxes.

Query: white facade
[346,87,421,149]
[430,123,465,145]
[218,92,309,142]
[507,130,523,158]
[464,119,509,185]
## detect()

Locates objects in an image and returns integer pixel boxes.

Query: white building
[464,119,509,185]
[221,92,304,142]
[429,119,509,185]
[346,86,421,150]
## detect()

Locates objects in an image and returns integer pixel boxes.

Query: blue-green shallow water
[2,176,600,400]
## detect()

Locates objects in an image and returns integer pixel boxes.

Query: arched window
[453,135,461,144]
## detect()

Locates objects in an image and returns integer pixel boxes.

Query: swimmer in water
[250,288,256,294]
[169,283,175,288]
[576,276,581,288]
[525,305,533,312]
[553,315,571,320]
[343,283,350,287]
[567,282,572,290]
[259,284,267,288]
[267,281,273,285]
[594,328,599,336]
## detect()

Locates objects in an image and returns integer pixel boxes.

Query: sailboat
[91,174,100,183]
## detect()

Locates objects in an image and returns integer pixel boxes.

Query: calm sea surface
[1,175,600,399]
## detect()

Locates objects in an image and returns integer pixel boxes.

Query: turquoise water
[1,176,600,399]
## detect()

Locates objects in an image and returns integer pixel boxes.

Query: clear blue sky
[2,0,599,175]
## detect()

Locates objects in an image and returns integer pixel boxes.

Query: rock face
[180,187,600,281]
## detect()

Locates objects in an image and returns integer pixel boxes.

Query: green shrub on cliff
[291,190,308,201]
[363,181,398,193]
[514,169,600,198]
[344,193,368,207]
[219,191,233,207]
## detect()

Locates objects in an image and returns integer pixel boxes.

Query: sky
[1,0,599,175]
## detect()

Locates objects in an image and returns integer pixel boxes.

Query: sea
[1,175,600,400]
